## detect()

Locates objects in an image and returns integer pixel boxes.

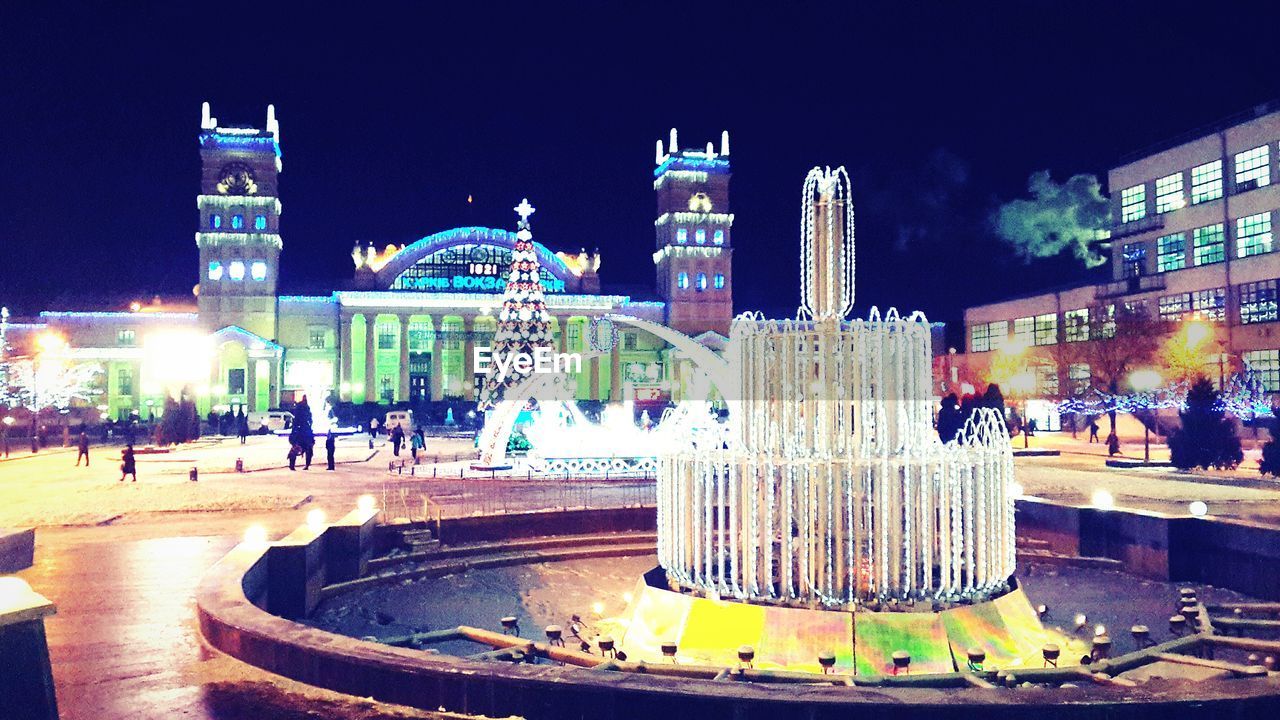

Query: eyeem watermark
[474,346,582,380]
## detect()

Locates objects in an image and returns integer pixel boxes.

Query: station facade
[0,106,736,420]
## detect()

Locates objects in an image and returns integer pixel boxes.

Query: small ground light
[1074,613,1087,630]
[966,647,986,671]
[544,625,563,646]
[243,524,268,546]
[1091,489,1115,510]
[1169,614,1187,635]
[306,509,326,530]
[738,645,755,668]
[1131,625,1151,647]
[591,601,605,616]
[357,494,377,513]
[1094,624,1107,637]
[1042,643,1060,668]
[1091,635,1112,661]
[819,650,837,673]
[1036,604,1048,619]
[598,636,616,659]
[891,650,911,675]
[622,591,633,604]
[500,616,519,636]
[1189,501,1208,517]
[661,640,678,662]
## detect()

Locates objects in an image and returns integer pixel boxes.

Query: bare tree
[1059,303,1170,429]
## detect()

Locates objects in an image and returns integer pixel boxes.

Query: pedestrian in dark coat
[326,431,337,471]
[237,410,249,444]
[1107,431,1121,457]
[76,431,90,466]
[1088,420,1100,443]
[120,444,137,482]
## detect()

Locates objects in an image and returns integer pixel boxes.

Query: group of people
[387,422,426,463]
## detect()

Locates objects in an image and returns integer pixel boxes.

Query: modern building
[953,102,1280,424]
[0,106,737,421]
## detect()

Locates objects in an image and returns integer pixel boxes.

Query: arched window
[228,260,245,280]
[250,260,268,281]
[207,261,223,280]
[696,272,707,290]
[714,273,725,289]
[695,228,706,245]
[231,214,244,230]
[676,228,688,244]
[713,229,724,245]
[677,272,689,289]
[254,215,267,230]
[210,215,222,230]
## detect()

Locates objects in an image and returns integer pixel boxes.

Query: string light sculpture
[658,167,1017,605]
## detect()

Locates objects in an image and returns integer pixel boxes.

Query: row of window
[1137,212,1273,274]
[971,277,1280,352]
[208,260,269,281]
[676,272,726,291]
[1119,143,1276,224]
[209,214,269,231]
[674,227,725,245]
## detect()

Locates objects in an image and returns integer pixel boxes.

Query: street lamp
[1130,369,1162,464]
[1008,370,1037,449]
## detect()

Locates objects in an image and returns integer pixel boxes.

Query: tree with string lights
[477,198,553,411]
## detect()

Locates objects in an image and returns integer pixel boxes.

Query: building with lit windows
[952,103,1280,423]
[0,107,736,421]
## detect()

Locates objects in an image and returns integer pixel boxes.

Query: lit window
[676,228,688,244]
[1234,145,1270,190]
[1193,224,1225,266]
[117,367,134,396]
[116,329,136,347]
[254,215,267,230]
[1120,185,1146,223]
[695,229,706,244]
[1035,364,1059,395]
[207,261,223,280]
[1122,242,1146,278]
[1243,349,1280,391]
[696,272,707,290]
[250,260,268,281]
[969,320,1008,353]
[677,272,688,289]
[1012,316,1034,346]
[210,215,222,230]
[1159,293,1190,321]
[1154,173,1184,213]
[1236,212,1273,258]
[308,327,327,349]
[228,260,245,280]
[1098,304,1117,339]
[377,323,396,350]
[1033,313,1057,346]
[1068,363,1091,395]
[1191,287,1226,322]
[714,273,725,289]
[1239,279,1279,325]
[1156,233,1185,272]
[713,229,724,245]
[231,214,244,230]
[1191,160,1222,204]
[1064,308,1089,342]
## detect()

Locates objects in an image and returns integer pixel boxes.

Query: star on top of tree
[514,197,536,222]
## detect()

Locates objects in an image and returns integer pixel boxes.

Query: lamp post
[1130,369,1162,464]
[1008,370,1037,449]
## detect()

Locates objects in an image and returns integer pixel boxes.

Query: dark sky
[3,1,1280,336]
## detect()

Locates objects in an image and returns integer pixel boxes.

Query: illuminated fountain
[657,166,1016,605]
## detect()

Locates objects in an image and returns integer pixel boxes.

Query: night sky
[3,1,1280,339]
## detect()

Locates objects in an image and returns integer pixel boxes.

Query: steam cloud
[991,170,1111,268]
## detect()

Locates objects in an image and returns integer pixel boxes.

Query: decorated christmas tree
[477,198,553,410]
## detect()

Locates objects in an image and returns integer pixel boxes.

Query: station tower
[195,102,283,340]
[653,129,734,336]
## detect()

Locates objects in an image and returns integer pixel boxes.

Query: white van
[384,410,413,433]
[248,410,293,434]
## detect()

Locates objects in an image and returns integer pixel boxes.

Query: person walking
[325,430,337,471]
[120,444,137,482]
[1088,419,1100,443]
[1106,431,1121,457]
[75,431,90,466]
[410,427,424,464]
[391,423,404,456]
[237,410,249,444]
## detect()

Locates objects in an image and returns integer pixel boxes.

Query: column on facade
[589,357,601,400]
[268,354,280,409]
[339,313,353,401]
[610,340,622,402]
[363,313,377,404]
[430,315,443,402]
[246,358,258,413]
[398,314,411,402]
[556,316,568,355]
[462,316,476,401]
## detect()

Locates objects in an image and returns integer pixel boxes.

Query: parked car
[247,410,293,434]
[384,410,413,433]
